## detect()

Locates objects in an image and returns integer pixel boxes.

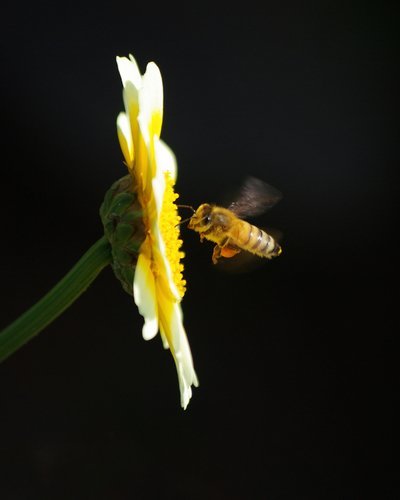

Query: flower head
[116,54,198,409]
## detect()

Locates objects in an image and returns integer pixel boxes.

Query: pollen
[159,172,186,299]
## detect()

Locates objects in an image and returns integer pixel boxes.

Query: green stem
[0,236,112,363]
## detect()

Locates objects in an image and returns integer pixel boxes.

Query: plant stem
[0,236,112,363]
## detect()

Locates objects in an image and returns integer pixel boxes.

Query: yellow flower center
[160,172,186,299]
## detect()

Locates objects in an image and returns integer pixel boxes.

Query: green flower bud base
[100,175,145,296]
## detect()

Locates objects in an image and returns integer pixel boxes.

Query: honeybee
[188,177,283,264]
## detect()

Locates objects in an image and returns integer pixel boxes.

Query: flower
[116,54,198,409]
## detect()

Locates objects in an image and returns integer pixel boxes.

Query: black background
[1,2,396,499]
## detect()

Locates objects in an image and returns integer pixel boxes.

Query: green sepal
[100,175,145,296]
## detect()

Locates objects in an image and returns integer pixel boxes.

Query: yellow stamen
[159,172,186,298]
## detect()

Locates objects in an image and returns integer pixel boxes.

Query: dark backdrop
[1,2,396,499]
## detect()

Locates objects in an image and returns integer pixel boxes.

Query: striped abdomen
[232,220,281,259]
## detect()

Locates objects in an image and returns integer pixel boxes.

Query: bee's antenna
[176,204,195,213]
[176,204,196,227]
[177,216,193,226]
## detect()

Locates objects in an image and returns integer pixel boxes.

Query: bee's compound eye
[203,213,212,225]
[199,205,212,226]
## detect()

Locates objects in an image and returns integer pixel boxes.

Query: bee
[188,177,283,264]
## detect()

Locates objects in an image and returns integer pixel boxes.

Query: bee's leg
[220,237,230,248]
[212,237,231,264]
[212,245,222,264]
[200,234,205,242]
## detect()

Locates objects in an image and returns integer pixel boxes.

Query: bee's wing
[228,176,282,218]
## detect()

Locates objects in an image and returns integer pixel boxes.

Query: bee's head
[188,203,213,232]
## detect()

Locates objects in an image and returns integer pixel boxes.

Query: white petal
[142,62,163,124]
[151,137,177,214]
[155,138,177,181]
[149,151,182,303]
[116,112,134,166]
[116,55,142,89]
[159,324,170,350]
[168,303,199,409]
[133,252,159,341]
[151,160,166,215]
[138,62,163,144]
[122,82,139,124]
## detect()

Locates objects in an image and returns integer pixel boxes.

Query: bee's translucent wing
[228,176,282,218]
